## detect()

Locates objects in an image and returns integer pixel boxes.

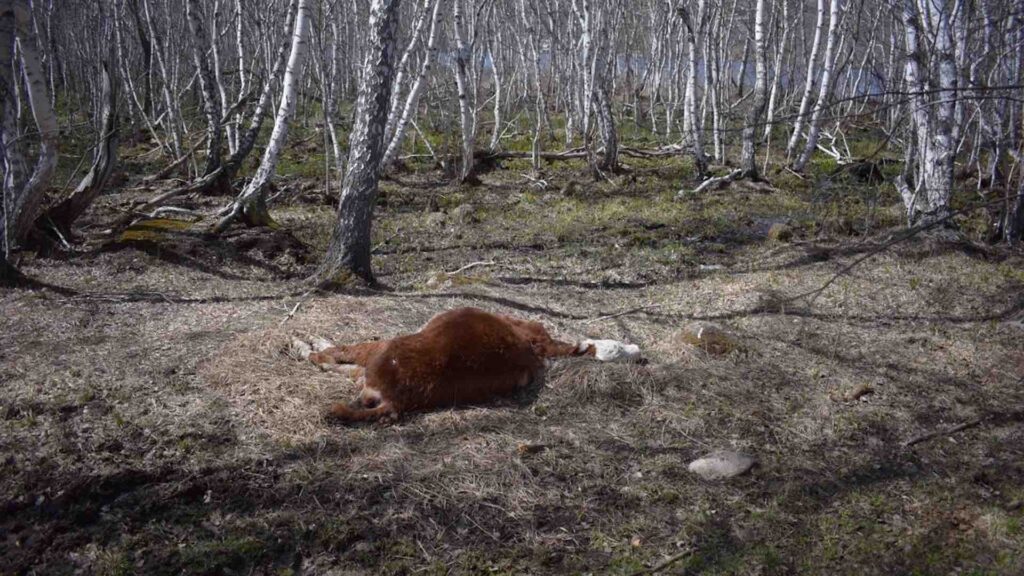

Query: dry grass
[2,164,1023,575]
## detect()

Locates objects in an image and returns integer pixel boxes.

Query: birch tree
[380,0,443,171]
[896,0,957,224]
[677,0,708,178]
[792,0,842,172]
[739,0,767,178]
[316,0,403,285]
[1,0,58,264]
[215,0,311,232]
[785,0,826,160]
[451,0,477,182]
[43,61,118,237]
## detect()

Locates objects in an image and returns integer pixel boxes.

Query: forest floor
[2,153,1024,575]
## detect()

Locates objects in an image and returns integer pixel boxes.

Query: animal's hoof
[288,336,313,360]
[311,336,334,352]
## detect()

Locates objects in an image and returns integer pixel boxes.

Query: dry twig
[903,418,986,448]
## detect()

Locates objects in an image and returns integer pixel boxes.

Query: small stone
[425,212,447,227]
[843,383,875,402]
[767,223,793,242]
[449,203,476,224]
[516,443,546,456]
[674,322,740,355]
[425,272,447,289]
[688,451,757,480]
[560,181,581,196]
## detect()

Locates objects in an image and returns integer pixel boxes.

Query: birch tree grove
[2,0,1024,277]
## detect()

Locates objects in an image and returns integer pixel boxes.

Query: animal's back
[366,308,542,411]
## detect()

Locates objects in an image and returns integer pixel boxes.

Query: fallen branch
[109,167,226,230]
[280,288,320,326]
[371,228,402,254]
[903,418,986,448]
[582,303,665,325]
[620,145,687,158]
[148,206,205,220]
[687,168,745,195]
[479,149,589,162]
[446,260,497,275]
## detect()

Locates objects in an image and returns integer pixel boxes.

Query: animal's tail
[325,401,395,423]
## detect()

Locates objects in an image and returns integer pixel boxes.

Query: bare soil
[2,159,1023,575]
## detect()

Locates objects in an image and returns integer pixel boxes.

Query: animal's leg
[325,398,397,423]
[309,340,389,366]
[317,364,365,381]
[358,386,383,408]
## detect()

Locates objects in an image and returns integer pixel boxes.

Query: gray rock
[674,322,741,355]
[688,451,757,480]
[449,203,476,224]
[424,212,447,227]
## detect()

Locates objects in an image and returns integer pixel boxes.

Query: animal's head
[518,320,562,355]
[577,339,641,363]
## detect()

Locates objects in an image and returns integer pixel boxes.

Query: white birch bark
[452,0,476,181]
[785,0,826,160]
[1,0,58,255]
[382,0,432,147]
[380,0,443,170]
[677,0,708,178]
[740,0,767,177]
[45,61,118,235]
[317,0,403,285]
[215,0,311,231]
[186,0,224,179]
[142,0,182,157]
[793,0,842,172]
[763,0,789,141]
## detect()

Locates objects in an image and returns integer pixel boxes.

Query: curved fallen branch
[108,167,225,231]
[686,168,744,196]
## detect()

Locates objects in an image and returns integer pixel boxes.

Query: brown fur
[309,307,589,423]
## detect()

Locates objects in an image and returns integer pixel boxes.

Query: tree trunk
[315,0,403,286]
[43,62,118,236]
[215,0,311,232]
[1,0,59,259]
[186,0,225,181]
[452,0,476,182]
[127,0,152,116]
[740,0,766,178]
[380,0,443,170]
[763,0,789,141]
[785,0,825,160]
[678,0,707,179]
[899,0,955,224]
[793,0,842,172]
[594,42,618,173]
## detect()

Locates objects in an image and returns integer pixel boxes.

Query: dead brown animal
[309,307,594,423]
